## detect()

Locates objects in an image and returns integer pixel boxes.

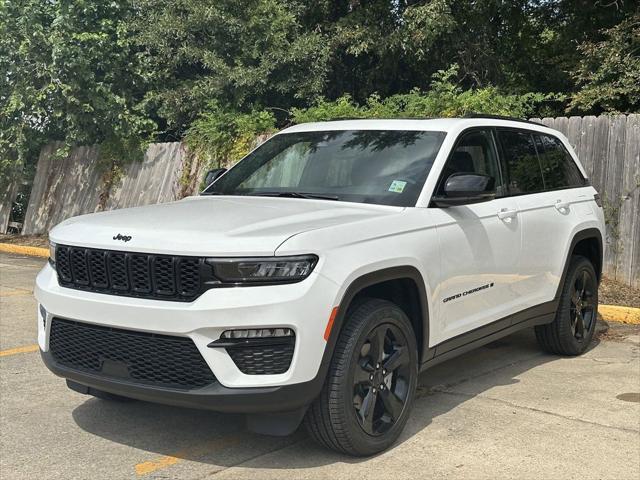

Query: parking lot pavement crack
[587,357,638,365]
[440,390,640,434]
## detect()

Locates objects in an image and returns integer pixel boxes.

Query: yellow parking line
[0,288,32,297]
[599,305,640,325]
[0,344,39,357]
[0,243,49,258]
[135,434,242,476]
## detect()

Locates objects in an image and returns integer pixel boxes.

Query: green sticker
[388,180,407,193]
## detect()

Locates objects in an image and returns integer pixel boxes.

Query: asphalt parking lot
[1,251,639,480]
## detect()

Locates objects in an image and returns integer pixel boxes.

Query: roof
[279,117,554,135]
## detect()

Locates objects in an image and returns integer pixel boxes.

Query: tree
[569,13,640,114]
[0,0,154,187]
[130,0,331,138]
[298,0,636,101]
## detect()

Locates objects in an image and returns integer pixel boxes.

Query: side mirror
[204,168,227,186]
[432,173,496,207]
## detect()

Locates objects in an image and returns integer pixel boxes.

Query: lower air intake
[49,318,216,390]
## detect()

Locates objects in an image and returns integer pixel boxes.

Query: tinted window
[438,129,504,196]
[206,130,446,207]
[537,134,585,189]
[498,130,544,194]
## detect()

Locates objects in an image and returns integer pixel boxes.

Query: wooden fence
[21,142,203,235]
[0,177,20,234]
[13,114,640,286]
[532,115,639,288]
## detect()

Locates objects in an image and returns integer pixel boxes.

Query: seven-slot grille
[49,318,217,390]
[55,245,204,301]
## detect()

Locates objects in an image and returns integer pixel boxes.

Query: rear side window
[536,134,585,189]
[497,130,544,194]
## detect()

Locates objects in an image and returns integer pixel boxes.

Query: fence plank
[603,115,628,279]
[620,114,640,287]
[0,177,20,233]
[577,116,598,178]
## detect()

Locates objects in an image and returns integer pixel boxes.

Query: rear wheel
[305,298,418,456]
[535,255,598,355]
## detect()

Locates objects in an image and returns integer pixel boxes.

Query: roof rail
[463,113,544,126]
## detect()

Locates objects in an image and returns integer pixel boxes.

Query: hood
[49,196,402,256]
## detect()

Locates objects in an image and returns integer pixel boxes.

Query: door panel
[514,134,591,306]
[434,198,522,343]
[514,190,585,306]
[431,129,523,344]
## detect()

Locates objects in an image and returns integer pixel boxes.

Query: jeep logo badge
[113,233,132,242]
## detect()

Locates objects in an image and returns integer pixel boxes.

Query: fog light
[220,328,294,339]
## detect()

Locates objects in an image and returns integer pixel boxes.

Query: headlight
[206,255,318,285]
[49,241,56,266]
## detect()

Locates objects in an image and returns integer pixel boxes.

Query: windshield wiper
[249,191,340,201]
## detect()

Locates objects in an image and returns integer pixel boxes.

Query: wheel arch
[326,266,432,366]
[556,227,603,299]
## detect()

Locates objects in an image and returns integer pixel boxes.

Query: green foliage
[1,0,637,195]
[186,66,561,173]
[292,66,562,123]
[0,0,155,188]
[569,13,640,114]
[185,103,276,169]
[130,0,329,136]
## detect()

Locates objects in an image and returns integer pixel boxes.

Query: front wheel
[535,255,598,355]
[305,298,418,456]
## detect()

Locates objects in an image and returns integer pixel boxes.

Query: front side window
[537,134,585,189]
[205,130,446,207]
[497,130,544,194]
[437,129,504,196]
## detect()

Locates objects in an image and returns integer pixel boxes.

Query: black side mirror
[432,173,496,207]
[204,168,227,186]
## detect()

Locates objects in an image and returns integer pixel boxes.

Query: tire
[535,255,599,355]
[304,298,418,456]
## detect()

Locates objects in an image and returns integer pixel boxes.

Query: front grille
[55,245,205,301]
[49,318,216,390]
[226,341,295,375]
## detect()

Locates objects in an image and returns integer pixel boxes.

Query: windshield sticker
[388,180,407,193]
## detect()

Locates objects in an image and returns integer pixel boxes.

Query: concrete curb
[599,305,640,325]
[0,243,49,258]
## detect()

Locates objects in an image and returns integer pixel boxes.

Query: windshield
[204,130,446,207]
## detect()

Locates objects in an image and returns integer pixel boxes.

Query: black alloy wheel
[352,324,411,436]
[535,255,599,355]
[305,298,418,456]
[569,269,597,340]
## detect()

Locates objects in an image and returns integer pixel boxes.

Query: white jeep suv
[36,117,604,455]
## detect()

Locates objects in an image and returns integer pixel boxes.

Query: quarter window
[497,130,544,194]
[537,134,585,189]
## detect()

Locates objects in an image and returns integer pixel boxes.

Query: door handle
[497,208,518,222]
[555,200,570,213]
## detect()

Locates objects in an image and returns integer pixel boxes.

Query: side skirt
[420,300,557,372]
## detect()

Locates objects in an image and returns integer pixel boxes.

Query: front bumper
[40,349,323,413]
[35,263,339,411]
